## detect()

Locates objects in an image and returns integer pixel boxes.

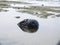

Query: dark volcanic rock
[17,19,39,33]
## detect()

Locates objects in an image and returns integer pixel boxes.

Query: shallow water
[0,1,60,45]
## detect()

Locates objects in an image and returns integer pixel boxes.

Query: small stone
[15,16,20,19]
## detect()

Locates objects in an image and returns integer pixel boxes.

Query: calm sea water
[0,0,60,45]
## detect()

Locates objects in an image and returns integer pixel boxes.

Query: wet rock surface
[18,19,39,33]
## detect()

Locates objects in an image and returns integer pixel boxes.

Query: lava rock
[17,19,39,33]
